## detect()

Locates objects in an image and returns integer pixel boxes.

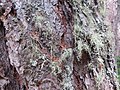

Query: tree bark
[0,0,119,90]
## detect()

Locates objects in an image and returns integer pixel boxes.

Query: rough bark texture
[0,0,119,90]
[115,0,120,57]
[113,0,120,84]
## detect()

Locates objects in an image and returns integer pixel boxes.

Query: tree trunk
[0,0,119,90]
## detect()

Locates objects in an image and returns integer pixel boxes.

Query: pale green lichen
[30,59,38,66]
[87,57,105,89]
[73,0,116,89]
[50,62,62,75]
[16,0,117,89]
[60,48,73,61]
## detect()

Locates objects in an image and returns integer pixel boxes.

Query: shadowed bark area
[0,0,119,90]
[0,21,21,90]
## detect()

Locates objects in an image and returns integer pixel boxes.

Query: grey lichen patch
[30,59,38,67]
[73,0,117,89]
[32,10,50,30]
[61,64,74,90]
[73,0,113,61]
[87,57,105,88]
[61,48,73,61]
[50,61,62,75]
[1,0,118,89]
[61,76,74,90]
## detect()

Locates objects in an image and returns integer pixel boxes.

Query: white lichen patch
[30,59,38,67]
[60,48,73,61]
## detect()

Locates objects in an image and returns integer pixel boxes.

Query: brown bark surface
[0,0,119,90]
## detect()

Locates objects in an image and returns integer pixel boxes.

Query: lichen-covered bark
[114,0,120,57]
[113,0,120,84]
[0,0,119,90]
[73,0,118,90]
[0,20,21,90]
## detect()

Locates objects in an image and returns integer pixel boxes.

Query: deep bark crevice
[0,20,21,90]
[0,0,119,90]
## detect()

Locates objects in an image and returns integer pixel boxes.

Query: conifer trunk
[0,0,119,90]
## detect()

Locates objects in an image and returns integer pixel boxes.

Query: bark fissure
[0,0,119,90]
